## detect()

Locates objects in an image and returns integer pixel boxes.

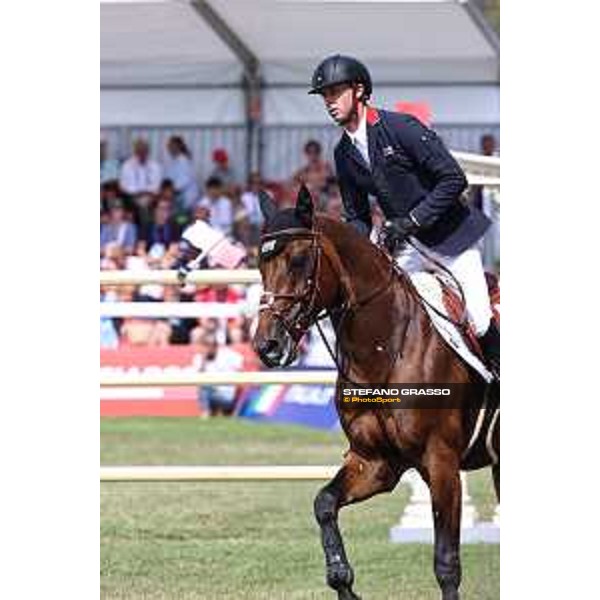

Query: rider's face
[321,84,356,125]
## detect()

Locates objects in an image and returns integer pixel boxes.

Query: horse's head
[252,185,341,367]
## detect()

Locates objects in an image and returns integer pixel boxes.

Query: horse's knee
[314,487,338,525]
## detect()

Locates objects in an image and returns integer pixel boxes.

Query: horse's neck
[320,218,415,381]
[319,218,389,301]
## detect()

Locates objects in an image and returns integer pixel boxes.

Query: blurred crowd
[100,135,352,368]
[100,136,352,268]
[101,131,498,410]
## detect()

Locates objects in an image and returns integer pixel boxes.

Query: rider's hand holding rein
[382,216,420,254]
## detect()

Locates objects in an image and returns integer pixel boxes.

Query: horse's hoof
[338,589,361,600]
[441,590,459,600]
[327,562,354,590]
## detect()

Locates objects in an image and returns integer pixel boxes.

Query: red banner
[100,345,201,417]
[395,101,432,126]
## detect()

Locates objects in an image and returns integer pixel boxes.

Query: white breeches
[395,239,492,337]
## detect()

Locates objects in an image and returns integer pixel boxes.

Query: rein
[406,238,468,329]
[258,220,403,385]
[258,228,323,345]
[375,226,469,330]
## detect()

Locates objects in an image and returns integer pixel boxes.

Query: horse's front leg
[314,451,400,600]
[423,441,463,600]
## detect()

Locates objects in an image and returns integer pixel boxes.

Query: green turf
[101,418,498,599]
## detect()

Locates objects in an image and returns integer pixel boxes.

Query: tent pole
[190,1,263,180]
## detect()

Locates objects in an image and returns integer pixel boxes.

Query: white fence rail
[453,150,500,187]
[100,301,251,318]
[100,269,261,286]
[101,465,339,482]
[100,370,337,387]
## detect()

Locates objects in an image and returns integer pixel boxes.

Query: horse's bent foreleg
[423,441,463,600]
[314,451,400,600]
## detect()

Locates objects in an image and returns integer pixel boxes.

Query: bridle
[257,220,398,375]
[258,227,324,346]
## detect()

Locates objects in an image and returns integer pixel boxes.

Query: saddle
[440,271,500,360]
[407,269,500,382]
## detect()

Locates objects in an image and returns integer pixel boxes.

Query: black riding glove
[382,217,419,253]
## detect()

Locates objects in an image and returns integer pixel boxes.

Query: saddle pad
[409,271,494,383]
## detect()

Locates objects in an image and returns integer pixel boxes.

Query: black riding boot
[478,321,500,379]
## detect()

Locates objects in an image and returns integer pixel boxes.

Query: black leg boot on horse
[314,452,401,600]
[478,321,500,379]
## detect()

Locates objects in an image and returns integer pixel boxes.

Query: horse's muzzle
[255,338,285,367]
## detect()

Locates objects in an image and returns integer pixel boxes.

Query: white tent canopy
[101,0,499,126]
[101,0,498,88]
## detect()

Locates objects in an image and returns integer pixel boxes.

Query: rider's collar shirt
[345,110,370,168]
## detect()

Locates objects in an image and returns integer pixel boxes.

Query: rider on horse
[308,54,500,378]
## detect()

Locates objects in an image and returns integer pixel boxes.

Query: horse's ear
[295,184,314,227]
[258,190,278,223]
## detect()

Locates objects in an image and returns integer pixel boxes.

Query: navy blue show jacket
[334,107,490,256]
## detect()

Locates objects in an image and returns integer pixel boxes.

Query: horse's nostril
[261,339,279,355]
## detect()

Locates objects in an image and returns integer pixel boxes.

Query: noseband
[258,227,324,344]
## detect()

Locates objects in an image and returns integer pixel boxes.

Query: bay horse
[252,185,499,600]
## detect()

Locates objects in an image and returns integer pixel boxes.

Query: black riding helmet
[308,54,372,99]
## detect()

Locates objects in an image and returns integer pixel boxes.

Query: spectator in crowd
[164,135,199,215]
[190,317,217,347]
[100,314,120,349]
[279,180,303,210]
[194,202,211,225]
[324,183,344,221]
[470,133,498,211]
[100,198,137,257]
[209,148,237,189]
[119,138,162,227]
[101,243,126,271]
[471,133,500,272]
[100,139,120,185]
[239,171,265,246]
[481,133,498,157]
[100,180,122,219]
[158,178,176,202]
[195,283,243,304]
[197,176,233,235]
[228,185,255,249]
[100,260,121,348]
[293,139,334,205]
[137,197,182,264]
[120,316,172,347]
[194,332,244,416]
[225,317,261,372]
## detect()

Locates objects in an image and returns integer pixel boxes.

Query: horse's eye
[290,255,308,272]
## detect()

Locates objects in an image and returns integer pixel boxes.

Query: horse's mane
[262,209,393,280]
[315,214,391,271]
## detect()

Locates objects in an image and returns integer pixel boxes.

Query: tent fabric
[209,0,498,84]
[101,0,499,87]
[101,1,243,86]
[100,1,499,178]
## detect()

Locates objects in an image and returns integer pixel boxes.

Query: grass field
[101,418,499,599]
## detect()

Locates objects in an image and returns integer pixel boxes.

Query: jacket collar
[366,107,381,167]
[366,105,381,126]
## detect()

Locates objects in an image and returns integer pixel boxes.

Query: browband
[259,228,318,262]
